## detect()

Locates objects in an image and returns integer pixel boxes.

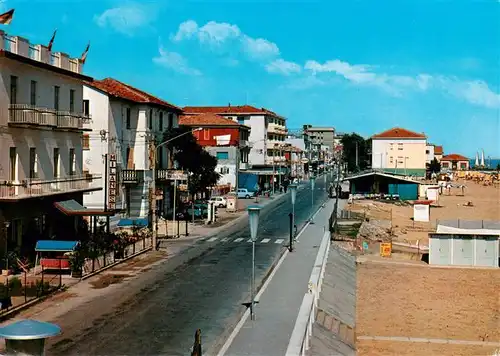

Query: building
[429,223,499,267]
[83,78,182,224]
[371,127,427,177]
[433,145,443,161]
[0,30,103,257]
[343,171,420,200]
[183,105,288,188]
[179,113,250,189]
[440,154,470,171]
[425,144,435,164]
[303,126,336,151]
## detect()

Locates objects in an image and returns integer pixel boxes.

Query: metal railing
[8,104,91,130]
[121,169,143,183]
[0,174,102,199]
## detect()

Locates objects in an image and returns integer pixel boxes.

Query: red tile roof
[434,145,443,155]
[441,154,469,161]
[183,105,283,118]
[179,114,249,129]
[372,127,426,139]
[87,78,182,112]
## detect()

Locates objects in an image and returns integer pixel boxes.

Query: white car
[208,196,227,208]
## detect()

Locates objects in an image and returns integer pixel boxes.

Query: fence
[286,231,331,356]
[82,237,152,277]
[0,266,63,316]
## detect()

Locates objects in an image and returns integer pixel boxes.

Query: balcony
[8,104,91,131]
[268,123,288,135]
[265,156,287,166]
[0,174,102,201]
[156,169,188,181]
[121,169,144,184]
[239,162,249,170]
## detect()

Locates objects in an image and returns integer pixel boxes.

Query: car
[187,204,209,219]
[237,188,255,199]
[208,196,227,208]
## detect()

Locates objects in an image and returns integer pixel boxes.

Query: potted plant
[68,248,85,278]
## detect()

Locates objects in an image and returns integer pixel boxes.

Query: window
[216,152,229,160]
[126,147,135,169]
[70,89,75,112]
[219,167,229,174]
[203,129,210,140]
[10,76,17,105]
[126,108,131,129]
[442,162,449,168]
[159,112,163,131]
[30,80,37,106]
[389,156,394,164]
[54,86,60,110]
[267,149,274,156]
[397,143,403,150]
[237,116,245,124]
[83,99,90,116]
[83,134,90,150]
[69,148,75,175]
[29,147,37,179]
[167,113,173,130]
[158,147,164,169]
[53,148,60,178]
[149,109,153,129]
[9,147,17,181]
[425,150,430,154]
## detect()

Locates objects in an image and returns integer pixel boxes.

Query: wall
[426,145,435,163]
[194,127,241,147]
[372,138,427,176]
[205,146,238,187]
[429,236,499,267]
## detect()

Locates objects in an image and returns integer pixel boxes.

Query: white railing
[8,104,91,130]
[286,231,331,356]
[3,34,15,52]
[0,174,102,199]
[28,44,40,60]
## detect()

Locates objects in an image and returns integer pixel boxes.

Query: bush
[7,277,22,293]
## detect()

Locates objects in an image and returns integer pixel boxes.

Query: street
[49,174,336,356]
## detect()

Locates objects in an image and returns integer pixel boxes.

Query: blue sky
[2,0,500,157]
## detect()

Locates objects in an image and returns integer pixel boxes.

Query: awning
[54,199,114,216]
[117,218,148,228]
[35,240,79,252]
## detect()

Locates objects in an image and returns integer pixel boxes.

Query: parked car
[208,196,227,208]
[237,188,255,199]
[187,204,209,219]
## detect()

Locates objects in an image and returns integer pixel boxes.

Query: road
[50,173,336,356]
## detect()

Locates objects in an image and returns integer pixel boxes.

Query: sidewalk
[220,199,335,356]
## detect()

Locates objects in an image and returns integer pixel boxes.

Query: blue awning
[117,218,148,228]
[35,240,79,252]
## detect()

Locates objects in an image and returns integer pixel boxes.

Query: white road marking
[275,239,285,244]
[220,237,230,243]
[260,238,270,244]
[234,238,244,243]
[247,238,253,243]
[207,237,218,242]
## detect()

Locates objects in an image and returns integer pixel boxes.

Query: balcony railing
[121,169,144,184]
[239,162,249,170]
[8,104,91,131]
[0,174,102,200]
[156,169,188,181]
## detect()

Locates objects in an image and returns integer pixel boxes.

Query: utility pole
[150,139,157,250]
[355,141,359,171]
[332,157,342,234]
[235,138,240,211]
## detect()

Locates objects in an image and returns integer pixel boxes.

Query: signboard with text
[108,154,117,210]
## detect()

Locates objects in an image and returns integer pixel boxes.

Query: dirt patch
[357,262,500,343]
[357,340,499,356]
[111,252,167,271]
[90,274,133,289]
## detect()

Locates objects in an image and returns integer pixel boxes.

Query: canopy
[117,218,148,228]
[54,199,114,216]
[35,240,79,252]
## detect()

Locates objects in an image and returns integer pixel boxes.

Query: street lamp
[310,176,315,224]
[247,205,261,321]
[152,128,202,250]
[289,184,297,252]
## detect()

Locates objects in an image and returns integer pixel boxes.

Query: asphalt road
[52,174,336,356]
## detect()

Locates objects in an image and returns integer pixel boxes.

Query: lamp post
[289,184,297,252]
[247,205,261,321]
[310,176,315,224]
[151,128,202,249]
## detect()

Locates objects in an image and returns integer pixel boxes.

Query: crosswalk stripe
[275,239,285,244]
[247,238,253,243]
[234,238,244,243]
[221,237,230,243]
[207,237,218,242]
[261,238,271,244]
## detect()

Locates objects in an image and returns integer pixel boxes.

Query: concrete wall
[372,138,427,176]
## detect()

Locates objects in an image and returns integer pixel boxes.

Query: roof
[0,50,93,82]
[0,320,61,340]
[441,153,469,161]
[343,171,420,184]
[372,127,426,139]
[305,127,335,132]
[35,240,79,252]
[86,78,182,112]
[179,113,249,129]
[434,145,443,155]
[183,105,283,118]
[54,199,114,216]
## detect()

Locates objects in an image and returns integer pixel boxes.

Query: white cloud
[153,46,201,76]
[266,59,301,75]
[171,20,279,60]
[439,78,500,109]
[94,3,155,35]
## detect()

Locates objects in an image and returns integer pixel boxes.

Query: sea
[469,158,500,169]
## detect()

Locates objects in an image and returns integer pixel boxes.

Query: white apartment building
[183,105,288,186]
[371,127,427,177]
[83,78,181,225]
[0,30,102,255]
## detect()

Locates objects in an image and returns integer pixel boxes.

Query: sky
[2,0,499,157]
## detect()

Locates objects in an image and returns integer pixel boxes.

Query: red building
[179,113,250,192]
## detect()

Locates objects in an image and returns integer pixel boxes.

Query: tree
[162,127,220,198]
[428,158,441,174]
[340,133,370,173]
